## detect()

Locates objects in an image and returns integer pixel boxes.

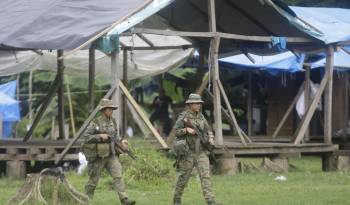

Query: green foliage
[119,139,176,184]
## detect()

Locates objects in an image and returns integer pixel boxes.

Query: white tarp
[0,33,193,79]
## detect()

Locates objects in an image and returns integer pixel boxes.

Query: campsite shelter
[0,0,347,176]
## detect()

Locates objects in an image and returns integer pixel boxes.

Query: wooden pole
[294,69,330,144]
[88,48,95,111]
[119,80,168,149]
[247,71,253,137]
[23,76,60,142]
[122,49,128,136]
[324,45,335,144]
[57,50,65,139]
[217,79,247,145]
[66,77,76,136]
[55,85,117,164]
[28,70,33,124]
[111,50,122,133]
[272,82,305,138]
[304,67,311,141]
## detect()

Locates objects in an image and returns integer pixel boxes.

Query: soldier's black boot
[207,201,223,205]
[121,198,136,205]
[173,198,182,205]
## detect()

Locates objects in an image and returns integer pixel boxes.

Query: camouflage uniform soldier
[173,94,222,205]
[82,99,136,205]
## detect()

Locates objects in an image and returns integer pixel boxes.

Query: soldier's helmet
[185,93,204,104]
[99,98,118,111]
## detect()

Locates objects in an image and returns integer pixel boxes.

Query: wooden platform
[0,139,82,161]
[215,142,338,157]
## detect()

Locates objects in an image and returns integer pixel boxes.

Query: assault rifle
[183,118,217,164]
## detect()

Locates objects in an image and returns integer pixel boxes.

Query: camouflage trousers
[174,152,215,203]
[85,155,127,200]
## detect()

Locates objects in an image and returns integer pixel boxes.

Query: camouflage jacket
[83,115,121,144]
[174,110,211,152]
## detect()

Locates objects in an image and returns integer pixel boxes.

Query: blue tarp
[0,80,20,138]
[291,7,350,44]
[311,47,350,71]
[219,52,305,75]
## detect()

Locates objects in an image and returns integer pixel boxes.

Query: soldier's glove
[98,134,110,142]
[208,131,215,145]
[120,139,129,150]
[185,127,196,135]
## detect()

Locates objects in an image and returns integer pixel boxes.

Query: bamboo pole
[119,80,168,149]
[122,49,128,136]
[66,77,76,136]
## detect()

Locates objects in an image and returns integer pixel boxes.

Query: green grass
[1,151,350,205]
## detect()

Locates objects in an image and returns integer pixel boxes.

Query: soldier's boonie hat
[99,98,118,110]
[185,93,204,104]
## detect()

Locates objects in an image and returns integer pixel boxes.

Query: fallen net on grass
[5,167,89,205]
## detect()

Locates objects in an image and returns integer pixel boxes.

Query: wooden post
[111,50,122,133]
[0,114,2,138]
[217,79,246,145]
[324,45,334,144]
[57,50,65,139]
[122,49,128,136]
[28,70,33,124]
[88,48,95,111]
[247,71,253,137]
[304,66,311,141]
[119,80,168,149]
[345,72,349,128]
[294,68,330,144]
[208,0,223,145]
[66,77,76,136]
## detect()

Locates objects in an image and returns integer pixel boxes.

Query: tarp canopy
[311,47,350,70]
[0,0,169,50]
[0,0,324,53]
[291,7,350,44]
[219,52,305,75]
[0,81,20,138]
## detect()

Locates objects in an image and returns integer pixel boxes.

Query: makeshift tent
[0,81,20,138]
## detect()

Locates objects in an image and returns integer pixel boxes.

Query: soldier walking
[82,99,136,205]
[173,93,222,205]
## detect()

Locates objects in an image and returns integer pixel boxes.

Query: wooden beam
[122,45,193,51]
[23,77,60,142]
[132,28,314,43]
[122,49,128,136]
[136,33,154,47]
[55,86,117,164]
[304,67,311,140]
[111,51,122,132]
[119,80,168,149]
[272,82,305,138]
[208,0,223,145]
[57,50,65,139]
[247,71,253,137]
[324,45,335,144]
[217,79,247,146]
[294,69,330,144]
[88,48,95,111]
